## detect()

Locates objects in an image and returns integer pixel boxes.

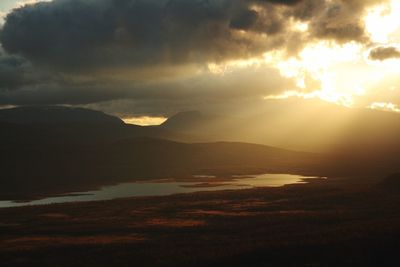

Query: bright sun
[202,0,400,112]
[266,0,400,111]
[364,0,400,43]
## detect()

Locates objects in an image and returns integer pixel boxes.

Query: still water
[0,173,318,208]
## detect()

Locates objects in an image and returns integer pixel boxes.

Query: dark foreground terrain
[1,175,400,267]
[1,106,400,266]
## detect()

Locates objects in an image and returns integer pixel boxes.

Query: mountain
[160,100,400,154]
[0,106,184,146]
[1,104,399,200]
[161,111,204,129]
[0,106,124,125]
[161,110,239,142]
[0,106,324,199]
[6,102,400,154]
[161,111,220,132]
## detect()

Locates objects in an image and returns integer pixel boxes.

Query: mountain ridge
[0,106,124,125]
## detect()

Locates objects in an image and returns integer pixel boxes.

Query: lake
[0,173,319,208]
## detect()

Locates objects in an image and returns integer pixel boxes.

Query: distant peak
[162,111,204,126]
[0,105,124,125]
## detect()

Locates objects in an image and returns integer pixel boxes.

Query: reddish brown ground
[0,176,400,267]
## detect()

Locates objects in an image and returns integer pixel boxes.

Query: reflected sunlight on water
[0,173,320,208]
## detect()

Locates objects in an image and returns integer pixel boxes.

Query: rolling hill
[1,104,399,199]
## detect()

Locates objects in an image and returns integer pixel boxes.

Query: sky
[0,0,400,124]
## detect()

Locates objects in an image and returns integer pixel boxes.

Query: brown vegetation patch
[3,234,147,249]
[145,218,206,227]
[185,209,257,217]
[40,213,71,219]
[230,199,269,209]
[276,210,314,215]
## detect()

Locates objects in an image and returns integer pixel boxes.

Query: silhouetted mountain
[1,104,399,200]
[161,110,237,142]
[0,106,184,146]
[159,100,400,154]
[161,111,213,131]
[0,106,124,125]
[6,103,400,155]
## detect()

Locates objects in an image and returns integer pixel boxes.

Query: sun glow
[205,1,400,111]
[291,20,309,33]
[207,58,263,75]
[265,0,400,110]
[364,0,400,43]
[122,116,167,126]
[272,41,364,106]
[369,102,400,113]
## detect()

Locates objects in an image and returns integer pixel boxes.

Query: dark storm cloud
[0,0,388,116]
[0,0,383,70]
[369,46,400,61]
[290,0,383,43]
[0,52,27,89]
[229,4,285,35]
[230,9,258,30]
[260,0,303,5]
[0,82,129,106]
[0,63,294,117]
[0,49,40,90]
[1,0,282,69]
[2,64,292,104]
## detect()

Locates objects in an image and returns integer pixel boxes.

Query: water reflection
[0,173,318,208]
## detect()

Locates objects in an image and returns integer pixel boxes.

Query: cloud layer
[369,46,400,61]
[1,0,384,68]
[0,1,312,69]
[0,0,391,116]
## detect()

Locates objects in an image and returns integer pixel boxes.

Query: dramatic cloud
[0,0,382,70]
[262,0,303,5]
[0,0,395,118]
[0,48,40,90]
[369,46,400,61]
[0,63,295,116]
[0,0,274,69]
[291,0,385,43]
